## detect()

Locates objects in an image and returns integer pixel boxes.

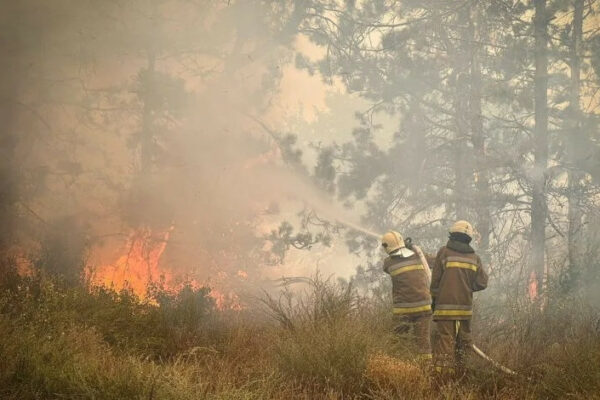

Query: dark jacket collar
[446,239,475,253]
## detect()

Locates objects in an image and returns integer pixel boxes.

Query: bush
[262,274,397,395]
[0,260,216,359]
[0,270,268,400]
[0,316,216,400]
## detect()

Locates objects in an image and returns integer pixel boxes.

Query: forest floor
[1,263,599,400]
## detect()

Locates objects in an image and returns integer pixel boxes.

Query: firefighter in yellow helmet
[381,231,432,361]
[431,220,488,376]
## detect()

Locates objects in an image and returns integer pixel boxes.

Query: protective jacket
[383,252,432,317]
[430,241,488,320]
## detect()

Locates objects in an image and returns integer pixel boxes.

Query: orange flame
[91,227,173,298]
[90,227,244,310]
[528,270,537,301]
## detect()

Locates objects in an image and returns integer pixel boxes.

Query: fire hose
[411,243,432,284]
[471,344,518,376]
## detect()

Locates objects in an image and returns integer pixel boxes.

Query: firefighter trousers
[433,319,472,372]
[394,314,432,360]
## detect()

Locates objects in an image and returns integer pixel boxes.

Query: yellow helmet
[449,220,474,238]
[381,231,405,254]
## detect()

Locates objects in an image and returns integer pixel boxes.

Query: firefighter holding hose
[381,231,433,361]
[431,220,488,377]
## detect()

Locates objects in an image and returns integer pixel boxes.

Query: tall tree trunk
[453,6,472,221]
[453,81,470,220]
[469,4,491,257]
[532,0,549,293]
[129,51,157,229]
[140,52,156,177]
[567,0,584,275]
[0,3,25,251]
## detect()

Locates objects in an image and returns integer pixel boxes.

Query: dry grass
[365,353,431,398]
[1,262,599,399]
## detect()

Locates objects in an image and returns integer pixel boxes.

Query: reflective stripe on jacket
[384,253,432,317]
[430,246,488,320]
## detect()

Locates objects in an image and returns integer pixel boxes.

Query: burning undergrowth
[87,227,246,310]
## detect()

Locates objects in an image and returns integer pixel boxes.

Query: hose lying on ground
[471,344,518,376]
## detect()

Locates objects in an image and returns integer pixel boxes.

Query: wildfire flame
[90,227,244,310]
[91,227,173,298]
[528,270,538,301]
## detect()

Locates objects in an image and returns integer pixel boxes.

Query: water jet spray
[334,219,380,239]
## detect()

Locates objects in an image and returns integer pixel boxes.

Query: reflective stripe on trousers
[433,304,472,318]
[393,299,432,315]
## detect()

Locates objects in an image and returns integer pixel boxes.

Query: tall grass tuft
[261,274,396,395]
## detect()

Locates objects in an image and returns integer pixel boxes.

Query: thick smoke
[0,1,372,303]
